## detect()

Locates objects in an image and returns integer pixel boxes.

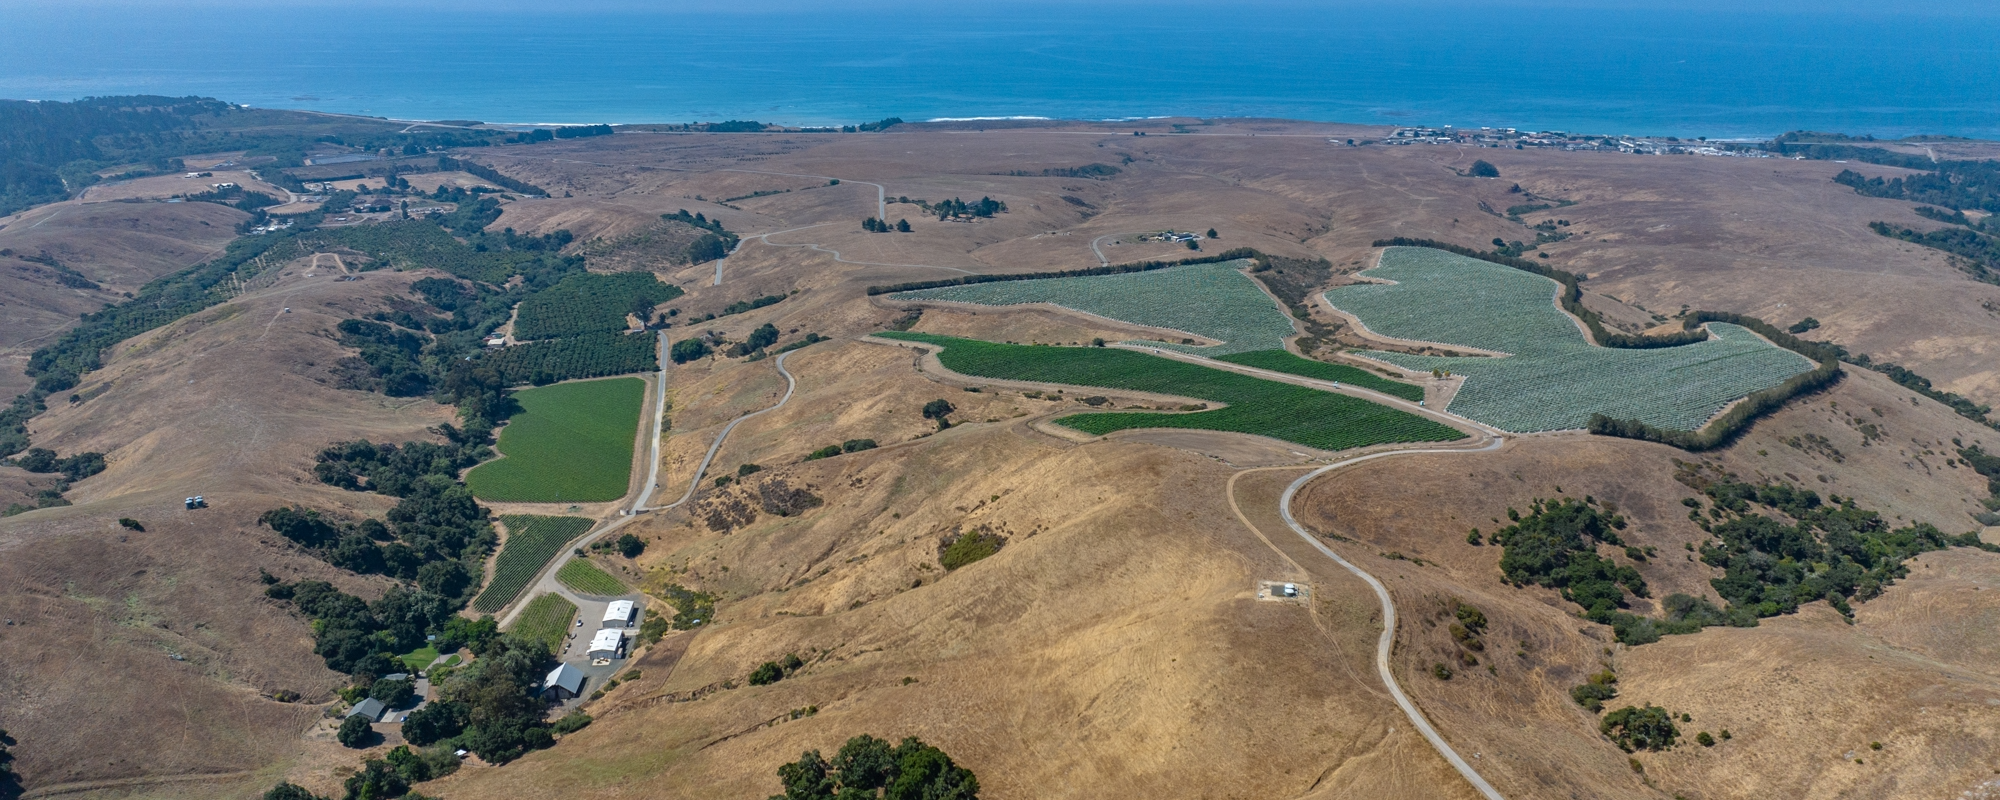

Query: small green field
[1214,350,1426,402]
[513,593,577,652]
[471,515,597,613]
[878,332,1463,451]
[466,377,645,502]
[557,558,628,596]
[398,645,440,673]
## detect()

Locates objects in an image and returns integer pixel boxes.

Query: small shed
[542,663,586,701]
[586,629,625,660]
[346,698,386,722]
[602,600,635,628]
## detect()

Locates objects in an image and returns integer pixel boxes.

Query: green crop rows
[466,377,645,502]
[1322,247,1815,432]
[311,221,550,284]
[471,515,596,613]
[513,272,684,340]
[512,593,577,652]
[556,558,628,596]
[878,332,1463,451]
[481,331,658,385]
[1214,349,1426,402]
[892,261,1295,355]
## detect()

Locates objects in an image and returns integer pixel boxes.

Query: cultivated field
[513,593,579,652]
[893,261,1296,355]
[879,332,1464,451]
[472,515,596,613]
[513,271,683,340]
[466,377,645,503]
[1214,348,1426,401]
[1325,247,1816,431]
[556,558,628,596]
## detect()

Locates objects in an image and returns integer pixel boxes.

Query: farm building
[346,698,386,722]
[542,663,586,700]
[586,628,625,660]
[602,600,635,628]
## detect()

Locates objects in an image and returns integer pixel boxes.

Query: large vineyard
[471,515,595,613]
[513,271,684,340]
[878,332,1464,451]
[1323,248,1816,432]
[1214,349,1426,402]
[479,331,657,385]
[465,377,645,503]
[892,261,1296,355]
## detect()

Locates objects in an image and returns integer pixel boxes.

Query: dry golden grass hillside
[6,121,2000,800]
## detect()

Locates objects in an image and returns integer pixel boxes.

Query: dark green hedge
[866,247,1262,295]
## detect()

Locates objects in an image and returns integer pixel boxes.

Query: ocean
[3,3,1998,139]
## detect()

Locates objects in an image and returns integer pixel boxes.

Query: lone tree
[617,533,646,558]
[1469,159,1500,178]
[1205,228,1218,238]
[922,399,956,430]
[670,337,711,364]
[337,713,375,748]
[895,219,912,232]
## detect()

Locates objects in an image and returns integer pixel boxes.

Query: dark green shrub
[552,710,593,735]
[1601,704,1679,752]
[337,714,374,748]
[616,533,645,558]
[749,661,784,686]
[117,517,144,531]
[939,528,1006,571]
[670,338,711,364]
[1469,160,1500,178]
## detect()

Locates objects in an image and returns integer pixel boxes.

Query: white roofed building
[586,628,625,660]
[602,600,635,628]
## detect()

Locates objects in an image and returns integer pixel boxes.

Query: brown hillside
[0,254,458,796]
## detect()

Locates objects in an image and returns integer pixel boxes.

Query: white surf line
[1277,439,1509,800]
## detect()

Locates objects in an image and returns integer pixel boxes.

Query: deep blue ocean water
[4,4,1998,139]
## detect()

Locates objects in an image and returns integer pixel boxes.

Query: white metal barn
[602,600,635,628]
[586,628,625,660]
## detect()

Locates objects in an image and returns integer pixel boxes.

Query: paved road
[1275,439,1509,800]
